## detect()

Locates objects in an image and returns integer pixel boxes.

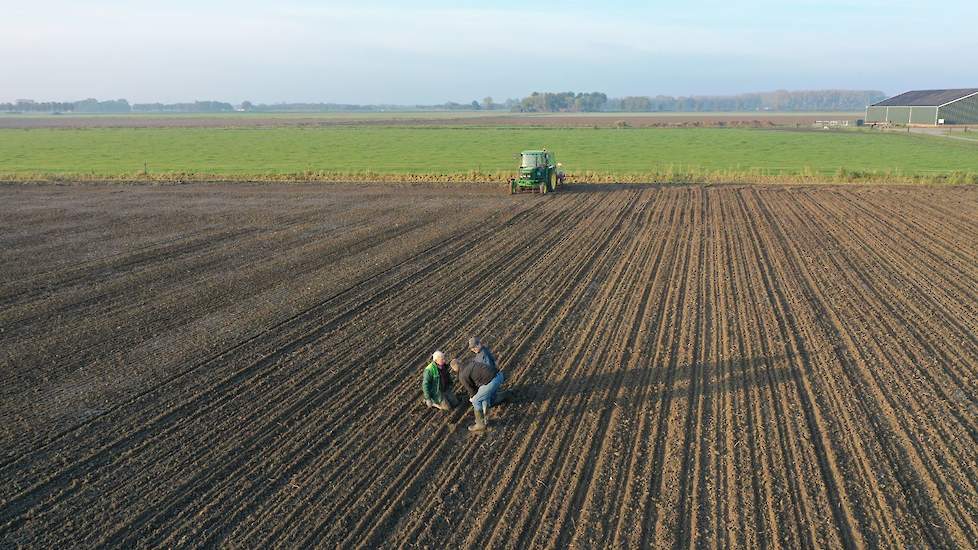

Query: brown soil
[0,112,856,129]
[1,182,976,548]
[443,113,858,128]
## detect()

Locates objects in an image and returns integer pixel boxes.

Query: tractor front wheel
[549,171,557,192]
[510,180,516,195]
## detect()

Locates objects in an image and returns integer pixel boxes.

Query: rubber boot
[468,407,487,432]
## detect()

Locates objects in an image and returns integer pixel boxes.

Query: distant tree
[518,91,608,112]
[109,99,131,113]
[482,96,494,110]
[240,100,254,111]
[574,92,608,112]
[621,96,652,112]
[132,103,166,112]
[519,92,539,112]
[72,98,130,113]
[471,100,481,110]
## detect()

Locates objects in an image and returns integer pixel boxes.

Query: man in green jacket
[422,350,458,411]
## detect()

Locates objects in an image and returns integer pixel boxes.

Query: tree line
[607,90,887,113]
[516,90,885,112]
[2,90,887,114]
[0,98,133,113]
[131,101,234,113]
[518,92,609,113]
[0,98,233,113]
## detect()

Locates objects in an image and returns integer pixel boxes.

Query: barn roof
[873,89,978,107]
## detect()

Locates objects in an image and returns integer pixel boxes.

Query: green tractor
[510,150,563,195]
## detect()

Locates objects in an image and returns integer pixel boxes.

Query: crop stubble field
[1,182,977,548]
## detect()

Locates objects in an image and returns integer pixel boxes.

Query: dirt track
[1,182,977,548]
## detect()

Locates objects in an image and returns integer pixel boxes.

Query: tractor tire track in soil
[1,182,976,548]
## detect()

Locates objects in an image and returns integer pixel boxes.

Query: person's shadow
[486,353,796,426]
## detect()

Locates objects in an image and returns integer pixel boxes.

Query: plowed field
[0,112,853,129]
[2,183,977,548]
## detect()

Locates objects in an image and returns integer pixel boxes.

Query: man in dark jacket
[468,336,497,370]
[422,351,457,411]
[451,355,506,432]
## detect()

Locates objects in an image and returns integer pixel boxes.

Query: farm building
[866,88,978,125]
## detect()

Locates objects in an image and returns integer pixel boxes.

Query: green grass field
[2,126,977,183]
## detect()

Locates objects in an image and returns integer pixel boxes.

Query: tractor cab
[511,150,562,195]
[520,150,551,169]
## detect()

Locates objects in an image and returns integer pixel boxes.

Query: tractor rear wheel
[539,181,547,194]
[549,172,557,192]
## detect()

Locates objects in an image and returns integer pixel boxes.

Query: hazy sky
[3,0,976,103]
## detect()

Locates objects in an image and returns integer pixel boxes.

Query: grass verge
[2,167,976,185]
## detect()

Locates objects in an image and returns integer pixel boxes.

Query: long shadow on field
[557,183,666,195]
[498,354,798,421]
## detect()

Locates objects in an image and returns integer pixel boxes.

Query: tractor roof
[521,150,547,155]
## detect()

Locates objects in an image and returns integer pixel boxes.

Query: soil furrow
[3,183,977,548]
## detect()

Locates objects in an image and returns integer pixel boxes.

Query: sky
[2,0,976,104]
